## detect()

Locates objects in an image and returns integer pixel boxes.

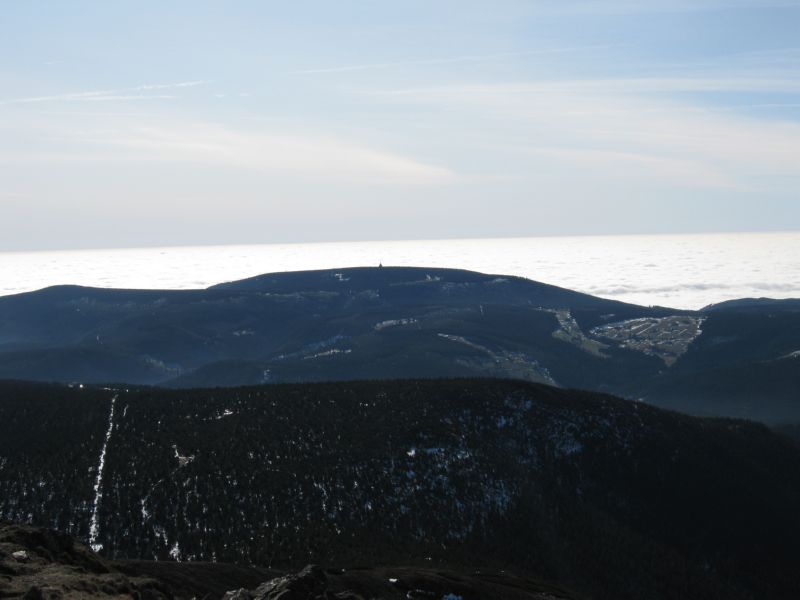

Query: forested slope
[1,379,799,599]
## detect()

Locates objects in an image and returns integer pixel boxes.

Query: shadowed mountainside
[1,378,799,600]
[0,266,797,421]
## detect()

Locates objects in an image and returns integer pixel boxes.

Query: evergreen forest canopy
[1,378,800,600]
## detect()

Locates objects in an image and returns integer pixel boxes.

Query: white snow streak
[88,393,117,552]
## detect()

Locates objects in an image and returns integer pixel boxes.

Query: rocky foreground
[0,522,171,599]
[0,523,575,600]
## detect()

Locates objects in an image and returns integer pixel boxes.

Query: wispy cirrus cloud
[524,147,737,189]
[373,76,800,97]
[535,0,800,14]
[290,45,626,75]
[0,80,210,106]
[1,116,457,186]
[368,76,800,190]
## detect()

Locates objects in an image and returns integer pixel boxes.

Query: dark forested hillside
[1,266,798,422]
[0,267,666,395]
[1,378,799,600]
[634,298,800,422]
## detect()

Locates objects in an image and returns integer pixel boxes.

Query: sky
[1,0,799,251]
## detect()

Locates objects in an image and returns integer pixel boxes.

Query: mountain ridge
[0,266,797,422]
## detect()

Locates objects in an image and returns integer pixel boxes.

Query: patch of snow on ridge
[173,445,195,468]
[374,317,417,331]
[89,393,117,552]
[303,348,352,360]
[140,498,149,521]
[169,541,181,561]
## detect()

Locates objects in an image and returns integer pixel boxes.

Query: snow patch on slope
[89,393,117,552]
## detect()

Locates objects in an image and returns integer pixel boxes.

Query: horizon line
[0,228,798,256]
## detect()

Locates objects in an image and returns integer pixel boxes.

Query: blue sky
[1,0,799,250]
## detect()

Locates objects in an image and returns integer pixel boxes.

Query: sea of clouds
[1,232,798,310]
